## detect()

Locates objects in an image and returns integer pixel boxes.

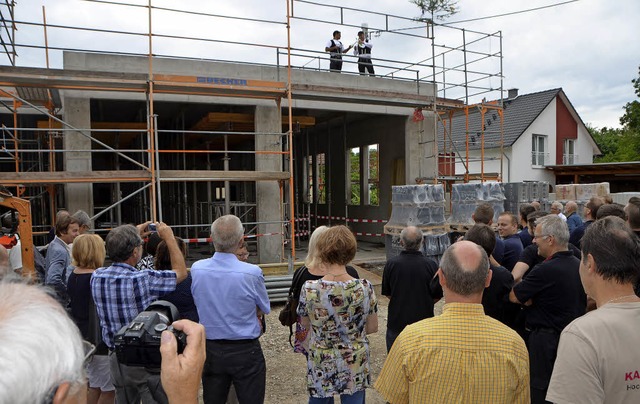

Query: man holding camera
[91,221,187,404]
[354,30,374,75]
[191,214,271,404]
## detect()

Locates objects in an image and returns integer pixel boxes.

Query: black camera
[114,300,186,368]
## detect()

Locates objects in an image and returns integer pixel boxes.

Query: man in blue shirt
[92,222,187,404]
[191,214,271,404]
[565,200,583,233]
[497,212,524,271]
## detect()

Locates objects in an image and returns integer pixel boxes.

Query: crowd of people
[1,195,639,404]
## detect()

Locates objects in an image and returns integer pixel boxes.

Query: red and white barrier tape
[183,232,284,244]
[310,214,387,223]
[353,232,385,237]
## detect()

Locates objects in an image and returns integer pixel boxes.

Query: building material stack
[503,181,549,215]
[556,182,610,218]
[449,182,506,226]
[384,184,450,263]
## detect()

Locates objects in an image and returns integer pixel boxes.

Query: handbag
[278,266,307,346]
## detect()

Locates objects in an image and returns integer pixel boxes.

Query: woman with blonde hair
[67,234,115,404]
[297,225,378,404]
[288,226,359,355]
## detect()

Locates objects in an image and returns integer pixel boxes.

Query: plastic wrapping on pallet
[555,184,576,201]
[596,182,610,197]
[451,200,505,223]
[385,232,449,261]
[391,184,445,204]
[450,183,506,224]
[387,205,446,227]
[574,184,598,201]
[388,184,446,227]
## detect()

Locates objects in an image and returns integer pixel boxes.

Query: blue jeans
[308,390,365,404]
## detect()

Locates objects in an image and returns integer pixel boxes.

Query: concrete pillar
[63,98,93,222]
[405,112,437,183]
[255,105,283,263]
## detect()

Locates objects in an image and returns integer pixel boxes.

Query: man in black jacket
[382,226,438,352]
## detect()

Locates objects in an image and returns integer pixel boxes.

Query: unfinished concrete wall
[299,113,407,244]
[63,97,94,220]
[254,105,283,262]
[406,112,437,183]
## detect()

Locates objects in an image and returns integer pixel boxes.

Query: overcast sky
[11,0,639,129]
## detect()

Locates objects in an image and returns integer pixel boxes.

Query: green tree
[620,65,640,132]
[590,66,640,162]
[410,0,459,22]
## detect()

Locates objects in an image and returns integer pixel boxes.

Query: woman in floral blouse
[297,225,378,404]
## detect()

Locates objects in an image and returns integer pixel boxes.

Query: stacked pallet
[384,184,450,263]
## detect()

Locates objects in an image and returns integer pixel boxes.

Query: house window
[317,153,326,204]
[531,135,548,166]
[348,147,361,205]
[365,144,379,206]
[563,139,577,165]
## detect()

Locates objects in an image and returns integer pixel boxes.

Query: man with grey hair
[510,215,586,404]
[381,225,438,352]
[72,209,92,234]
[565,200,582,233]
[550,201,567,222]
[0,281,86,403]
[91,221,187,403]
[376,241,529,403]
[0,280,207,404]
[191,214,271,403]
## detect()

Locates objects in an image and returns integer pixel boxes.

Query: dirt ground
[261,297,390,404]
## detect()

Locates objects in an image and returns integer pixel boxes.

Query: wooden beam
[0,170,290,184]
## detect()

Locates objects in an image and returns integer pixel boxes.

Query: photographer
[91,221,187,403]
[353,30,374,75]
[0,279,205,404]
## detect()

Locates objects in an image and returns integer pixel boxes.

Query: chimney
[508,88,519,99]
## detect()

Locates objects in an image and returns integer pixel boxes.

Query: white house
[438,88,601,184]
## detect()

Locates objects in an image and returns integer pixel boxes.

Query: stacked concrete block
[450,182,506,224]
[385,184,449,262]
[387,184,446,226]
[503,181,549,214]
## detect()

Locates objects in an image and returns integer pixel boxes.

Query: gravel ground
[262,298,389,404]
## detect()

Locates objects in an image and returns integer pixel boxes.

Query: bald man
[382,226,438,352]
[376,241,530,403]
[565,201,582,233]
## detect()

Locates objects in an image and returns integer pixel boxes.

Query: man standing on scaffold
[325,30,352,72]
[354,30,374,75]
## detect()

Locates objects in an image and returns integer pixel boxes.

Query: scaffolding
[0,1,504,275]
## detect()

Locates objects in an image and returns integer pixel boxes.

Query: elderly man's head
[533,215,569,258]
[565,201,578,215]
[106,224,143,263]
[0,281,86,403]
[211,215,244,253]
[439,240,490,297]
[400,226,423,251]
[550,201,564,216]
[71,210,92,234]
